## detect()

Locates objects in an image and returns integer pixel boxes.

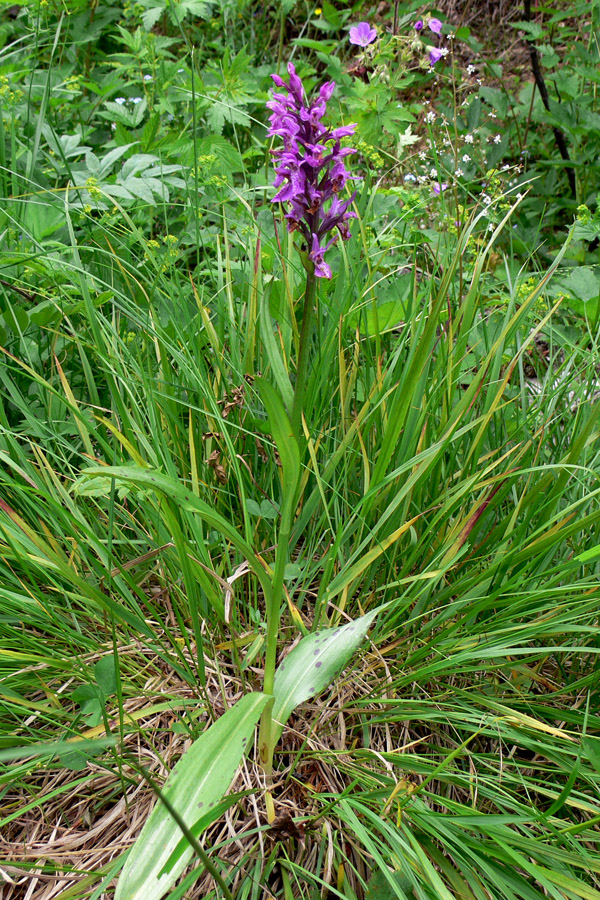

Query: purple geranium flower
[267,63,360,279]
[414,19,424,31]
[428,17,443,33]
[428,47,444,65]
[349,21,377,46]
[433,182,448,194]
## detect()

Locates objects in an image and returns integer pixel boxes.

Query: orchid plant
[102,63,380,900]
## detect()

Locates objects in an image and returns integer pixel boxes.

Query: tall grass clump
[1,2,600,899]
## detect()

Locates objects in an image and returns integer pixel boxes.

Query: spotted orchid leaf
[271,610,378,742]
[115,692,270,900]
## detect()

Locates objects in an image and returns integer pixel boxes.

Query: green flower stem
[258,477,294,809]
[259,266,316,806]
[290,267,317,435]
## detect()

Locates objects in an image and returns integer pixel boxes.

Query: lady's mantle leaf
[271,611,378,742]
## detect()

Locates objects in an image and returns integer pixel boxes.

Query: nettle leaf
[115,692,270,900]
[511,20,545,40]
[271,610,378,741]
[142,6,164,30]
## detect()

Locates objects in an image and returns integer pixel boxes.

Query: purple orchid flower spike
[349,21,377,47]
[267,63,360,278]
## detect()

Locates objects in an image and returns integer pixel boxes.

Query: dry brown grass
[0,634,393,900]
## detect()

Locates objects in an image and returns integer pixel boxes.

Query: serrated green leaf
[141,6,164,30]
[115,692,270,900]
[511,20,545,39]
[271,610,378,741]
[582,737,600,774]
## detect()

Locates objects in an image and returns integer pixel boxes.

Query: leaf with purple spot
[270,610,378,742]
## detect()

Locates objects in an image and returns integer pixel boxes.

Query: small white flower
[488,111,497,119]
[115,97,126,105]
[462,153,471,163]
[493,134,501,144]
[430,167,438,178]
[111,123,116,130]
[177,68,184,73]
[425,110,436,123]
[516,192,523,201]
[502,163,511,170]
[144,74,153,82]
[404,173,417,182]
[464,134,474,144]
[439,47,449,57]
[488,223,495,232]
[419,151,427,160]
[476,78,482,85]
[481,193,492,205]
[418,175,428,184]
[455,167,463,177]
[466,64,476,75]
[131,97,142,104]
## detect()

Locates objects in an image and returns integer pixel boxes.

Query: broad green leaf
[552,267,600,318]
[160,791,250,877]
[115,692,270,900]
[271,610,378,742]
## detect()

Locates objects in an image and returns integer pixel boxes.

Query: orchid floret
[267,65,360,278]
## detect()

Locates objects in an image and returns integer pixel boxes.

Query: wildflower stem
[290,266,317,434]
[258,483,294,817]
[258,264,316,805]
